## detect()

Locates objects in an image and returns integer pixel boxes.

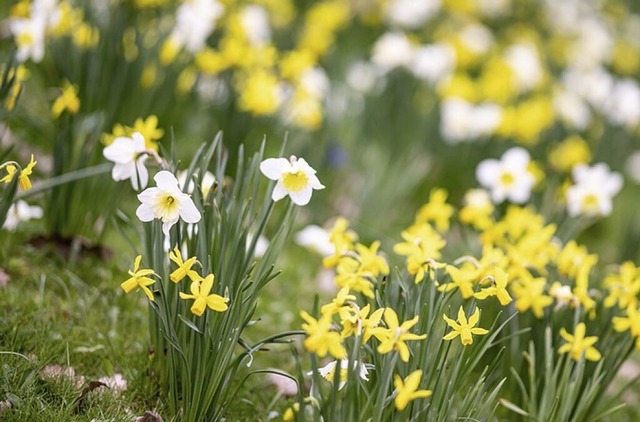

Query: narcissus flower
[136,171,201,236]
[260,156,324,206]
[121,255,157,301]
[169,247,199,283]
[393,370,432,411]
[443,306,488,346]
[1,154,37,190]
[179,273,229,316]
[311,359,369,389]
[300,311,347,359]
[476,147,536,204]
[51,80,80,118]
[377,308,426,362]
[566,163,622,217]
[3,200,43,230]
[103,132,149,190]
[558,322,601,362]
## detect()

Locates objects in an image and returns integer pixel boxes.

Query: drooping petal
[103,138,134,163]
[206,294,229,312]
[288,187,313,206]
[272,181,288,201]
[134,158,149,190]
[136,204,155,222]
[178,194,201,223]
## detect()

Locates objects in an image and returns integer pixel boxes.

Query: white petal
[132,132,147,152]
[179,195,201,223]
[502,147,530,168]
[476,159,499,187]
[134,158,149,190]
[137,187,160,206]
[103,139,135,164]
[162,218,179,237]
[289,187,313,206]
[307,173,325,190]
[136,204,155,222]
[272,181,288,201]
[154,171,180,191]
[260,158,289,180]
[112,163,133,182]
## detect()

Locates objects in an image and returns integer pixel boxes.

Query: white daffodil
[260,156,324,206]
[136,171,201,236]
[10,16,47,63]
[310,359,370,390]
[476,147,536,204]
[3,200,43,230]
[103,132,149,190]
[295,225,335,257]
[566,163,622,217]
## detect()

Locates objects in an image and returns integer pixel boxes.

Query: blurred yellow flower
[51,80,80,118]
[443,306,488,346]
[300,311,347,359]
[179,274,229,316]
[558,323,601,362]
[548,135,591,172]
[393,370,432,411]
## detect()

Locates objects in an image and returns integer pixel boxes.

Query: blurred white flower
[550,282,576,309]
[247,233,269,258]
[459,24,494,55]
[371,32,416,72]
[171,0,224,53]
[3,200,43,231]
[553,89,591,130]
[440,98,501,143]
[295,225,335,257]
[384,0,440,29]
[99,373,128,395]
[240,5,271,46]
[300,67,330,99]
[463,189,492,208]
[603,79,640,129]
[625,151,640,184]
[504,42,543,92]
[566,163,623,217]
[411,44,456,84]
[10,16,47,63]
[136,171,201,236]
[562,67,613,109]
[346,61,384,94]
[476,147,536,204]
[569,18,613,69]
[260,156,324,206]
[103,132,149,190]
[311,359,369,390]
[477,0,511,17]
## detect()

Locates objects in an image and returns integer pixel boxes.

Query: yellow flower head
[443,306,488,346]
[169,247,200,283]
[300,310,347,359]
[558,323,601,362]
[394,370,432,411]
[51,81,80,118]
[121,255,158,301]
[179,274,229,316]
[377,308,426,362]
[2,155,38,190]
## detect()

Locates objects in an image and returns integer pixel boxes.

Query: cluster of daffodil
[289,181,640,420]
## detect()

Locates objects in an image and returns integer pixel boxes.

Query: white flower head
[171,0,224,53]
[103,132,149,190]
[476,147,536,204]
[136,171,202,236]
[295,225,335,257]
[384,0,441,29]
[260,156,324,206]
[10,16,47,63]
[463,189,492,208]
[411,43,456,84]
[311,359,369,390]
[371,32,417,72]
[3,200,43,231]
[177,169,216,197]
[240,5,271,46]
[566,163,623,217]
[247,233,269,258]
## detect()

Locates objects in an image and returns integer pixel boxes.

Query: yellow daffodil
[613,306,640,350]
[443,306,488,346]
[179,274,229,316]
[474,267,513,306]
[300,311,347,359]
[320,286,356,320]
[334,256,376,298]
[604,261,640,310]
[439,264,477,299]
[511,276,553,318]
[558,323,601,362]
[132,115,164,150]
[169,247,200,283]
[1,154,37,190]
[394,370,432,411]
[51,80,80,118]
[121,255,158,301]
[415,188,455,232]
[340,304,385,343]
[377,308,426,362]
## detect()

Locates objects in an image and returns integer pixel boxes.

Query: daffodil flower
[103,132,149,190]
[393,370,432,411]
[121,255,158,301]
[476,147,535,204]
[179,274,229,316]
[474,267,513,305]
[300,311,347,359]
[443,306,488,346]
[51,80,80,118]
[1,155,37,190]
[260,156,324,206]
[310,359,369,390]
[558,322,601,362]
[169,246,199,283]
[376,308,426,362]
[136,171,201,237]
